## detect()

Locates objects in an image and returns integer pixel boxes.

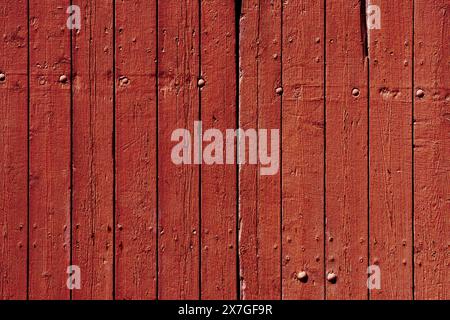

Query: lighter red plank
[414,0,450,300]
[369,0,413,300]
[239,0,282,300]
[115,0,157,299]
[200,0,237,299]
[325,0,368,300]
[0,0,28,300]
[158,0,200,299]
[72,0,114,299]
[29,0,71,299]
[282,0,325,299]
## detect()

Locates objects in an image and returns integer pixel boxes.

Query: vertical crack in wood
[360,0,369,59]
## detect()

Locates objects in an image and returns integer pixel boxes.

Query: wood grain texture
[115,0,157,299]
[158,0,200,299]
[369,0,413,300]
[325,0,368,300]
[281,0,325,299]
[200,0,237,300]
[239,0,282,300]
[0,0,28,300]
[0,0,448,301]
[72,0,114,300]
[414,0,450,300]
[29,0,71,299]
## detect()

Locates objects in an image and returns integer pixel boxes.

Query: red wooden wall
[0,0,448,300]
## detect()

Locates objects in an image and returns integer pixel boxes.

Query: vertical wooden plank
[158,0,200,299]
[0,0,28,300]
[200,0,237,299]
[29,0,71,299]
[115,0,157,299]
[369,0,413,300]
[325,0,368,300]
[201,0,238,299]
[414,0,449,300]
[282,0,325,299]
[72,0,114,299]
[239,0,282,300]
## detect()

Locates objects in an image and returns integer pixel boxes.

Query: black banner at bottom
[0,300,445,319]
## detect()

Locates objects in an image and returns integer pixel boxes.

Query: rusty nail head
[276,87,283,95]
[0,73,5,81]
[297,271,308,283]
[352,88,360,97]
[327,272,337,283]
[59,75,68,83]
[198,78,205,88]
[416,89,425,98]
[119,76,129,85]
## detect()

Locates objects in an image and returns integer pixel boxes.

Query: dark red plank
[325,0,368,300]
[158,0,200,299]
[72,0,114,299]
[281,0,325,299]
[414,0,449,300]
[115,0,157,299]
[0,0,28,300]
[200,0,237,299]
[239,0,282,300]
[369,0,413,300]
[29,0,71,299]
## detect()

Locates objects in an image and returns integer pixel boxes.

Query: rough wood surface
[281,0,325,299]
[414,0,449,300]
[158,0,200,299]
[239,0,282,300]
[369,0,414,300]
[325,0,369,300]
[29,0,71,299]
[200,0,237,299]
[0,0,447,301]
[0,0,28,300]
[115,0,157,299]
[72,0,114,300]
